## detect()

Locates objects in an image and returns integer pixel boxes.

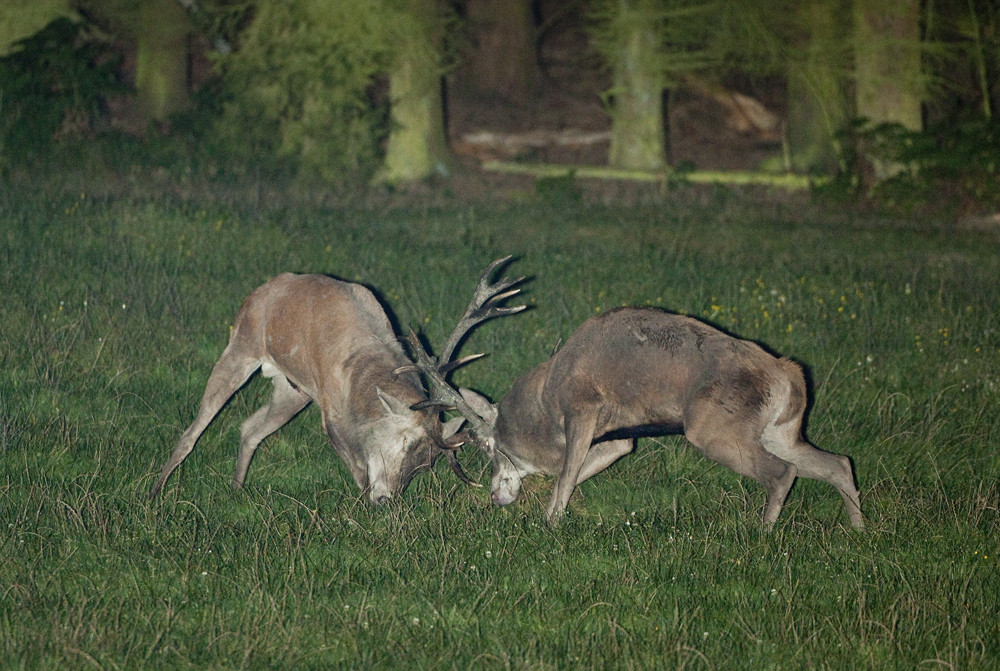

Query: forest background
[0,0,998,215]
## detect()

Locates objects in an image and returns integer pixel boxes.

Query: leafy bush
[0,17,122,165]
[211,2,393,187]
[843,117,1000,216]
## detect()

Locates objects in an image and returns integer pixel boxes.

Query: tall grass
[1,183,997,669]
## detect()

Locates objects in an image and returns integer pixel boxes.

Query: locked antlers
[401,256,527,457]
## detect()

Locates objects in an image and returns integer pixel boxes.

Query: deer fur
[148,273,463,503]
[458,307,864,528]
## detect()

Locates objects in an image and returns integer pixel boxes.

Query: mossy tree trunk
[379,0,452,183]
[853,0,922,181]
[380,52,451,182]
[607,0,666,171]
[785,0,850,174]
[460,0,538,104]
[135,0,191,123]
[854,0,922,131]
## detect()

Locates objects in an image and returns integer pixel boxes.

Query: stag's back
[233,273,419,409]
[526,307,794,433]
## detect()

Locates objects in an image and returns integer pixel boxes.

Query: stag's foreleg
[233,372,311,489]
[545,410,601,524]
[149,346,261,499]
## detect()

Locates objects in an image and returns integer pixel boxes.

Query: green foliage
[209,0,451,187]
[0,17,121,165]
[210,2,387,185]
[586,0,854,94]
[1,182,999,668]
[925,0,1000,120]
[587,0,721,88]
[838,117,1000,215]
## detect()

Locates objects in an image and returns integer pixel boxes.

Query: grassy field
[1,180,998,669]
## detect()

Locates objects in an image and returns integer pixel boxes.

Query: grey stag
[412,306,863,528]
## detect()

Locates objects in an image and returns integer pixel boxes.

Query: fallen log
[481,160,825,190]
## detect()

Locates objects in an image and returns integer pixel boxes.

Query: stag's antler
[404,256,527,452]
[406,328,494,441]
[437,255,528,366]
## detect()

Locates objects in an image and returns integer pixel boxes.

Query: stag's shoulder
[246,272,352,300]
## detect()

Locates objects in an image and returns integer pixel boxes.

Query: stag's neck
[496,360,565,467]
[345,345,425,409]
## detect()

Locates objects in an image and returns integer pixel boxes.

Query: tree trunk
[135,0,190,123]
[853,0,922,181]
[380,55,451,183]
[460,0,538,104]
[854,0,922,131]
[785,0,849,174]
[607,1,666,171]
[378,0,452,183]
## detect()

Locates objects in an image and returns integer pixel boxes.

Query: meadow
[1,180,997,669]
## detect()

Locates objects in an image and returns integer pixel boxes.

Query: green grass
[1,182,998,669]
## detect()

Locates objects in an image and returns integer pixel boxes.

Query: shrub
[0,17,122,166]
[211,1,393,187]
[842,117,1000,216]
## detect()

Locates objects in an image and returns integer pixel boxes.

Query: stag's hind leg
[233,372,311,489]
[149,346,261,499]
[764,429,864,528]
[685,414,798,527]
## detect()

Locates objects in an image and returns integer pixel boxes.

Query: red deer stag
[411,306,863,528]
[148,258,524,504]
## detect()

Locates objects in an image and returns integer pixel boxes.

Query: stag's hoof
[544,507,566,527]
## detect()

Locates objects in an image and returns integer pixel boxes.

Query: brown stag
[149,258,525,504]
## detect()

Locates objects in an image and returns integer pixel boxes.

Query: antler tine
[438,256,528,365]
[405,329,494,439]
[444,449,481,487]
[439,352,486,376]
[403,256,527,461]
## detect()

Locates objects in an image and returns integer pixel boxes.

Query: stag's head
[451,387,524,506]
[355,386,466,504]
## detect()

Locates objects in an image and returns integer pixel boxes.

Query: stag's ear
[441,415,466,440]
[376,387,411,417]
[459,388,498,423]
